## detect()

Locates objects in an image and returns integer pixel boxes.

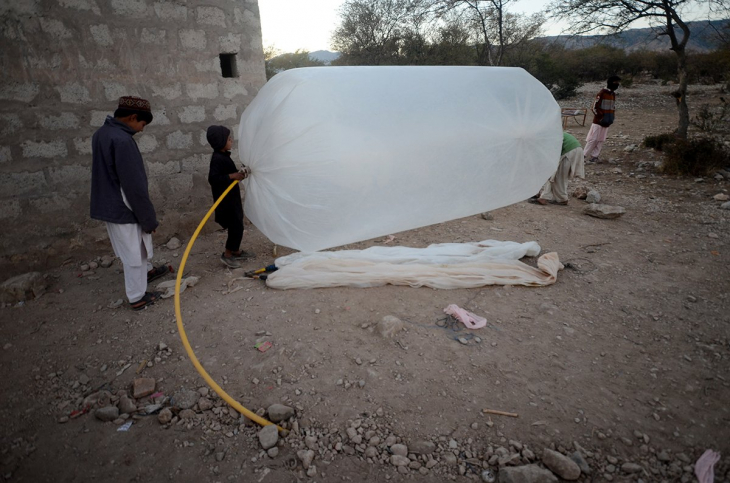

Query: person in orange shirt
[585,75,620,163]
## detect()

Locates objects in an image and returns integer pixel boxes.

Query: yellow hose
[173,179,282,431]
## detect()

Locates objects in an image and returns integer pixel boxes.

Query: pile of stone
[248,403,723,482]
[57,376,160,425]
[51,371,725,483]
[77,256,116,280]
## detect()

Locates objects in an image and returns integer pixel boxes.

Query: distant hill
[309,50,341,64]
[284,20,728,63]
[541,19,729,52]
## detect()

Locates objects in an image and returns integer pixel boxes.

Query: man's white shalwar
[106,189,154,303]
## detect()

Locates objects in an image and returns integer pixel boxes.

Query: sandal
[528,198,548,205]
[130,291,161,311]
[147,265,168,283]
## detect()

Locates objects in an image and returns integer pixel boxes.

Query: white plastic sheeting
[239,67,562,253]
[266,240,563,290]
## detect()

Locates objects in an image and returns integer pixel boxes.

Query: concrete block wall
[0,0,266,274]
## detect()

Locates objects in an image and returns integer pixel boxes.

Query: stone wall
[0,0,266,275]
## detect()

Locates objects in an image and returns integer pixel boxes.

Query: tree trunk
[675,47,689,139]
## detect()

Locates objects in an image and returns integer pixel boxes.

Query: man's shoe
[220,254,241,269]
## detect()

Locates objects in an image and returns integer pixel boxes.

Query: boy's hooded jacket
[90,116,158,233]
[207,125,243,228]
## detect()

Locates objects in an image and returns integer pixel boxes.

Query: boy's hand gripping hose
[174,179,283,432]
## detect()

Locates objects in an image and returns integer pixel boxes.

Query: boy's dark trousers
[224,219,243,252]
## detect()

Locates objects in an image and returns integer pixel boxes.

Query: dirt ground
[1,81,729,483]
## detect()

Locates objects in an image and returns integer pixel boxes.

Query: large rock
[541,449,581,480]
[95,406,119,422]
[267,403,294,423]
[442,453,458,465]
[198,397,214,411]
[377,315,404,338]
[410,440,436,455]
[157,408,173,424]
[720,201,730,210]
[179,409,196,419]
[390,455,410,466]
[391,444,408,457]
[132,378,156,399]
[570,451,591,475]
[118,395,137,415]
[0,272,48,304]
[258,424,279,450]
[583,203,625,219]
[166,237,182,249]
[498,465,557,483]
[297,449,315,469]
[171,388,197,409]
[305,436,318,450]
[621,462,643,473]
[585,190,601,203]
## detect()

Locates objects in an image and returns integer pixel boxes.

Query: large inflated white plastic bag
[239,66,561,253]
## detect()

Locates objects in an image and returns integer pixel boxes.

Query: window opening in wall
[219,53,238,78]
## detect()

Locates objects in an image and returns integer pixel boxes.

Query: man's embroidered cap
[118,96,151,112]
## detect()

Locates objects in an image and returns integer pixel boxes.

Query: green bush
[643,133,677,151]
[621,75,634,88]
[661,137,730,176]
[551,77,581,100]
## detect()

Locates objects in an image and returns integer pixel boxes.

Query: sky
[257,0,555,53]
[258,0,346,53]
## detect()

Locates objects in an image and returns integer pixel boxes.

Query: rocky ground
[1,81,729,483]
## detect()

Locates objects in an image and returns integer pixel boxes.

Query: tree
[548,0,729,139]
[331,0,425,65]
[429,0,545,66]
[331,0,543,66]
[265,49,325,80]
[263,45,282,80]
[430,16,478,64]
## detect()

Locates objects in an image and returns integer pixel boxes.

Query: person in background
[90,96,168,311]
[206,125,255,269]
[584,75,621,163]
[530,132,584,206]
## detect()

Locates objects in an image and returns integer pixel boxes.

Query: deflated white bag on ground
[239,67,561,252]
[266,240,563,290]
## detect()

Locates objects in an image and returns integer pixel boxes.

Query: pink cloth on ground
[444,304,487,329]
[695,449,721,483]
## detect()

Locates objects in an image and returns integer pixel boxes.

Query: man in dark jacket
[90,96,167,310]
